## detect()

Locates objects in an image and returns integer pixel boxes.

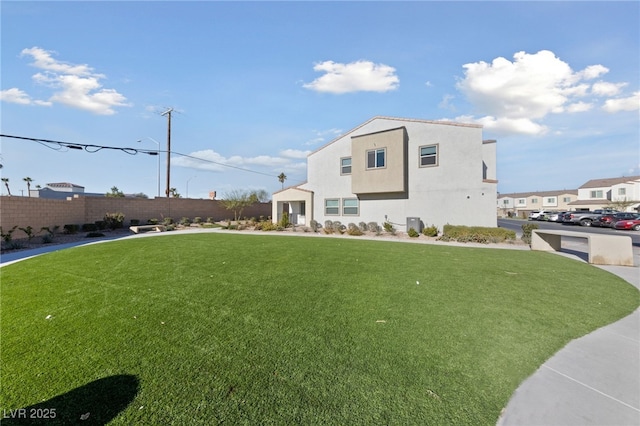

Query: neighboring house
[497,190,578,217]
[568,175,640,211]
[30,182,104,199]
[273,116,498,231]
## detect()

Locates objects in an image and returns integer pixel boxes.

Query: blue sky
[1,1,639,199]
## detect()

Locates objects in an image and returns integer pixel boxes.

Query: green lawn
[1,233,638,425]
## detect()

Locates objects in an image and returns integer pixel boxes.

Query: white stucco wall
[299,117,497,231]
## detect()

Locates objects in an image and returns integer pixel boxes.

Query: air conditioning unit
[406,217,422,233]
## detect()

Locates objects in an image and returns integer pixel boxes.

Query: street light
[137,137,161,197]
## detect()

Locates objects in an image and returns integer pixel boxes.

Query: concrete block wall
[0,196,272,234]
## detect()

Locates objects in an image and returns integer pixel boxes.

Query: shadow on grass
[2,375,139,425]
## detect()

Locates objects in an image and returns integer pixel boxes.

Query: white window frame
[366,148,386,169]
[590,190,603,199]
[419,144,439,167]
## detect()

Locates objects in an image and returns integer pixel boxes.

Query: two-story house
[272,116,498,231]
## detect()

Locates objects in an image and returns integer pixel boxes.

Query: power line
[0,133,279,178]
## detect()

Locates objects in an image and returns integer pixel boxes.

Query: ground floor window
[325,199,339,215]
[342,198,359,215]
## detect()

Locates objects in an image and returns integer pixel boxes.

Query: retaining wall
[0,195,272,233]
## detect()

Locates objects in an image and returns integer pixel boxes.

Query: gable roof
[46,182,85,189]
[498,189,578,198]
[308,116,482,157]
[579,176,640,189]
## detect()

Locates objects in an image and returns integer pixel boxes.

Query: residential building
[30,182,104,199]
[569,176,640,211]
[273,116,498,231]
[497,190,578,218]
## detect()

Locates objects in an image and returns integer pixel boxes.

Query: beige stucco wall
[351,127,407,195]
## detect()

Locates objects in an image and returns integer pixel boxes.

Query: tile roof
[579,176,640,188]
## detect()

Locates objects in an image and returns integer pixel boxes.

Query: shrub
[367,222,380,233]
[439,225,516,244]
[82,223,99,232]
[324,220,334,234]
[383,221,396,235]
[206,217,215,224]
[332,221,346,234]
[40,226,56,244]
[129,219,140,227]
[194,217,203,224]
[162,217,174,226]
[104,212,125,230]
[422,225,439,237]
[261,221,278,231]
[279,212,290,228]
[408,227,420,238]
[147,218,159,225]
[180,217,192,226]
[1,226,18,243]
[63,224,79,234]
[85,232,105,238]
[358,222,368,232]
[521,223,539,245]
[19,226,36,242]
[309,220,320,233]
[347,223,364,236]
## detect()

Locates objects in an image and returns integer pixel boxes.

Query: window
[367,148,385,169]
[619,188,626,196]
[517,199,526,205]
[340,157,352,175]
[590,190,603,198]
[419,145,438,167]
[563,197,572,203]
[532,198,538,204]
[342,198,359,215]
[324,199,339,215]
[546,197,556,204]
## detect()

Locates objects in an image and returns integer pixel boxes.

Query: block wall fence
[0,196,272,232]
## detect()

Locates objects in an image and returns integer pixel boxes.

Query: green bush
[63,224,79,234]
[1,226,18,243]
[104,212,125,230]
[162,217,174,226]
[407,227,420,238]
[367,222,380,233]
[194,217,203,224]
[521,223,539,245]
[323,220,334,234]
[279,212,290,228]
[85,232,105,238]
[422,225,439,237]
[206,217,215,224]
[439,225,516,244]
[260,221,278,231]
[180,217,192,226]
[82,223,99,232]
[383,221,396,235]
[19,226,36,242]
[147,218,159,225]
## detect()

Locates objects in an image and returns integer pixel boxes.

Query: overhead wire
[0,133,279,177]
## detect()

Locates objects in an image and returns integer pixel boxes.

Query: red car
[613,215,640,231]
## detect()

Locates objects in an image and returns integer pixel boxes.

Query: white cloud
[303,60,399,94]
[172,149,305,173]
[602,91,640,113]
[280,149,312,159]
[592,81,626,96]
[1,88,32,105]
[1,46,130,115]
[455,50,633,135]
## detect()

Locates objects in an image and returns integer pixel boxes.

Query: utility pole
[161,108,173,197]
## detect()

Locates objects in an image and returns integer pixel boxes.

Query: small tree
[106,186,124,197]
[23,177,33,197]
[220,189,256,221]
[607,199,634,212]
[2,178,11,196]
[169,188,181,198]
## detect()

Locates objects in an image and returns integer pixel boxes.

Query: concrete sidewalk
[497,245,640,426]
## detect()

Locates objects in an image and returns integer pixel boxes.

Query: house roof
[579,176,640,189]
[272,183,311,196]
[498,189,578,198]
[46,182,85,189]
[308,116,483,157]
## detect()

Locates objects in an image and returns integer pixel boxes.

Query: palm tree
[23,177,33,197]
[278,172,287,189]
[2,177,11,196]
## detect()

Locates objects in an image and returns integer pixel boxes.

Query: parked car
[529,210,556,221]
[613,216,640,231]
[546,212,566,222]
[594,212,639,227]
[563,210,619,226]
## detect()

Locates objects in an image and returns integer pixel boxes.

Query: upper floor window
[340,157,352,175]
[563,197,572,202]
[517,199,526,205]
[367,148,385,169]
[590,190,603,198]
[419,145,438,167]
[531,198,538,203]
[546,197,556,203]
[618,188,626,196]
